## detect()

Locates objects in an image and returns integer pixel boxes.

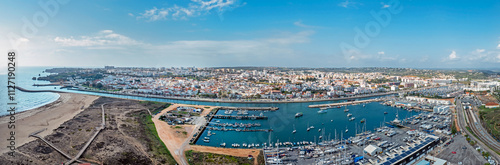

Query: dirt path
[152,104,217,165]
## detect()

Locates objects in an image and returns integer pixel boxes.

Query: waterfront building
[364,144,382,156]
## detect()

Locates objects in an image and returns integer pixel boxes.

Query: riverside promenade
[17,85,440,104]
[308,98,384,108]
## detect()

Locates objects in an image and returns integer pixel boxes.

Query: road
[456,98,500,162]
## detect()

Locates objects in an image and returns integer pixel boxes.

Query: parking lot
[436,135,487,165]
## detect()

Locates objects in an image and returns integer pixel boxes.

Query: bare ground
[0,97,176,165]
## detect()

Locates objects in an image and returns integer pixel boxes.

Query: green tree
[96,83,104,89]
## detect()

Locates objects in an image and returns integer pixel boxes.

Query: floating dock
[219,106,279,111]
[212,115,268,120]
[207,127,272,132]
[308,98,384,108]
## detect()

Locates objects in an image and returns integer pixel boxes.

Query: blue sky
[1,0,500,68]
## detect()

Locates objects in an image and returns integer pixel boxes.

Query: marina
[195,100,422,149]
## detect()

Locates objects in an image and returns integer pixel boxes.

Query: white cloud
[497,44,500,49]
[49,30,314,67]
[128,13,134,17]
[343,49,399,63]
[448,51,458,60]
[293,20,322,28]
[265,31,314,44]
[338,0,360,8]
[475,49,485,53]
[138,0,244,21]
[381,2,390,8]
[54,30,141,47]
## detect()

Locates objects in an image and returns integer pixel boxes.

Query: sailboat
[345,126,348,133]
[387,109,404,127]
[292,124,297,134]
[344,106,349,112]
[307,122,311,131]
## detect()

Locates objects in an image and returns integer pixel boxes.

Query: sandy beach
[0,93,99,155]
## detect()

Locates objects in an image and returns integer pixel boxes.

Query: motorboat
[295,112,303,117]
[318,109,327,114]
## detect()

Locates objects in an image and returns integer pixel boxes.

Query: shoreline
[0,92,99,155]
[0,93,60,121]
[0,92,61,118]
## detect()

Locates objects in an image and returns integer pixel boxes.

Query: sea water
[0,67,60,116]
[194,102,420,147]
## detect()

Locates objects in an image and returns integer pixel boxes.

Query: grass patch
[139,101,171,115]
[185,150,253,165]
[257,150,265,165]
[451,119,457,134]
[478,105,500,140]
[138,113,177,164]
[466,126,480,139]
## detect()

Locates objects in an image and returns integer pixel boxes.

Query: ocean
[0,67,60,116]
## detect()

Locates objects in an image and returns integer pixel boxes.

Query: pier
[16,86,65,93]
[207,127,272,132]
[218,106,279,111]
[212,115,268,120]
[208,122,261,128]
[308,98,384,108]
[32,83,60,87]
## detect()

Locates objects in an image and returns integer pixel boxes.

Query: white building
[391,85,399,91]
[364,145,382,156]
[433,106,450,113]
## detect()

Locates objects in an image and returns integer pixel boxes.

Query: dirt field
[0,97,176,165]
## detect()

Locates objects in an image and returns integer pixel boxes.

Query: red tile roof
[485,102,499,106]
